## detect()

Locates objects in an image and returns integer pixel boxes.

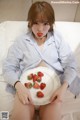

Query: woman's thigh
[39,102,62,120]
[11,94,35,120]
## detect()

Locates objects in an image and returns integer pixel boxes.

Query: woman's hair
[27,1,55,31]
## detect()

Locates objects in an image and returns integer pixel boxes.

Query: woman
[3,1,78,120]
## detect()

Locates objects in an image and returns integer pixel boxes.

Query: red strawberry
[24,82,32,89]
[37,71,44,77]
[37,76,42,82]
[37,91,44,98]
[27,73,33,80]
[40,83,46,90]
[33,82,40,89]
[33,74,38,82]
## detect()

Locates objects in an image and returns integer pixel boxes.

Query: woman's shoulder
[52,29,64,47]
[14,31,32,45]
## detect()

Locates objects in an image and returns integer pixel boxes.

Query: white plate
[20,67,61,105]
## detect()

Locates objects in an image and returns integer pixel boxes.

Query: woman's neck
[35,37,47,46]
[33,34,47,46]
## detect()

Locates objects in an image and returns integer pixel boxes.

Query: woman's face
[31,21,50,40]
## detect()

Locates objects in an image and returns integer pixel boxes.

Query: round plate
[20,67,61,105]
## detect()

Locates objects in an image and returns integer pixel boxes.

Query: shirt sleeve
[2,40,23,86]
[57,35,77,85]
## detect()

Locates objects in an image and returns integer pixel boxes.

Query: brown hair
[27,1,55,31]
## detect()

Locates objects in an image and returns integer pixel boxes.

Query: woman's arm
[58,37,77,85]
[2,40,33,104]
[2,40,23,86]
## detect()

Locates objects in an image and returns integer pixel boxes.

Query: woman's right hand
[15,81,33,105]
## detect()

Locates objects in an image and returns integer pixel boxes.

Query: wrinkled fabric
[2,30,78,94]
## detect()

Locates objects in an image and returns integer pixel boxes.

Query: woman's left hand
[50,81,68,103]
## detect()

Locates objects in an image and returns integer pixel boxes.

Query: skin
[31,21,50,45]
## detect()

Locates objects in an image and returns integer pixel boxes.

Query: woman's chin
[35,36,43,40]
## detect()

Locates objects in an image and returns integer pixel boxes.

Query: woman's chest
[22,42,59,62]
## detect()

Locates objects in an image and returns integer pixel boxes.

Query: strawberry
[37,91,44,98]
[24,82,32,89]
[33,82,40,89]
[37,71,44,77]
[40,83,46,90]
[33,74,38,82]
[37,76,42,82]
[27,73,33,80]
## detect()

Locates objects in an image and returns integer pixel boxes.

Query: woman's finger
[28,95,33,104]
[56,96,63,103]
[50,94,57,102]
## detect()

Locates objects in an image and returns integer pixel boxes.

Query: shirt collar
[25,31,55,45]
[46,32,55,45]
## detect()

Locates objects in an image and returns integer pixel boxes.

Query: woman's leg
[39,102,62,120]
[10,94,35,120]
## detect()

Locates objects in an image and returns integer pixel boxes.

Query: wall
[33,0,80,22]
[0,0,80,22]
[75,3,80,22]
[0,0,32,22]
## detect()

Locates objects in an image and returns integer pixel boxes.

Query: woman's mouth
[37,33,43,37]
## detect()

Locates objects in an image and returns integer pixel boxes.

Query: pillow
[5,21,28,49]
[55,22,80,51]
